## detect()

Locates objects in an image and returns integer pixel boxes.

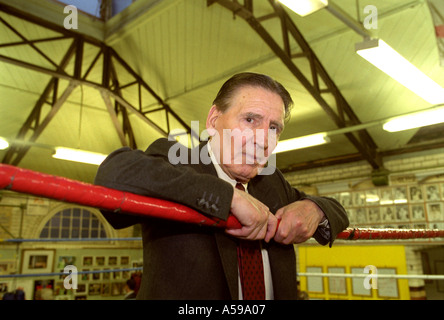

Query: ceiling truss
[208,0,383,171]
[0,3,193,166]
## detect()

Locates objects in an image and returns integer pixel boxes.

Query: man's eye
[246,118,254,123]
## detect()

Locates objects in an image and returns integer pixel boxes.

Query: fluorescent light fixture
[279,0,328,17]
[0,137,9,150]
[53,147,107,165]
[273,133,330,153]
[383,106,444,132]
[356,39,444,105]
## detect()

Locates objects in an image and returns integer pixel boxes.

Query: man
[94,72,349,300]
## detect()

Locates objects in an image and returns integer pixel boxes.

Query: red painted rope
[0,164,443,240]
[0,164,241,229]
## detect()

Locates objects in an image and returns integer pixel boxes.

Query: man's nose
[254,128,276,150]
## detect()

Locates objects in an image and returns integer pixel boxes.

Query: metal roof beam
[209,0,382,170]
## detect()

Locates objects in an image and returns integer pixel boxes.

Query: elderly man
[94,72,349,300]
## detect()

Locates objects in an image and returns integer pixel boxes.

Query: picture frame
[95,256,105,266]
[111,282,123,296]
[120,256,129,265]
[108,256,117,266]
[33,279,54,300]
[351,267,371,297]
[395,205,409,221]
[425,184,441,201]
[379,188,394,205]
[57,256,76,269]
[355,208,366,224]
[346,209,356,224]
[88,283,101,295]
[352,192,365,207]
[365,190,379,206]
[82,256,93,266]
[101,283,111,296]
[367,207,380,224]
[306,266,324,293]
[21,249,55,274]
[408,186,423,202]
[327,267,347,295]
[339,192,352,207]
[376,268,399,298]
[393,187,408,204]
[411,204,425,221]
[427,203,444,221]
[380,206,396,223]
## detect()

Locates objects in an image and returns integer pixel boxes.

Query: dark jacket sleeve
[274,169,349,247]
[94,138,234,229]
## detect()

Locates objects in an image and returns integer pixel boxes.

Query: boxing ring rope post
[0,164,444,240]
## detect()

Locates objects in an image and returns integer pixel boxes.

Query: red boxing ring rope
[1,164,443,240]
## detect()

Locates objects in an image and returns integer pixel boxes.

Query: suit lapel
[194,142,239,299]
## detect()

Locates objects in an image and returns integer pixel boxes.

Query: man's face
[206,86,285,183]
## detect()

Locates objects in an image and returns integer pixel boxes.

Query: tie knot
[235,183,245,192]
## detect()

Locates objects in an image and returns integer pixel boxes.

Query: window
[39,207,107,239]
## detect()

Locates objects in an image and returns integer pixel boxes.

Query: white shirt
[207,142,274,300]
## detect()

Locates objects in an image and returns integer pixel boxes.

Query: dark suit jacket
[94,138,349,300]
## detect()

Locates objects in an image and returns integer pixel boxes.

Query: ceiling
[0,0,443,184]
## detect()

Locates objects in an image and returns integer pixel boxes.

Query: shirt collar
[207,141,248,190]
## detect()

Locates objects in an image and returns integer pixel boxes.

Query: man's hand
[274,199,325,244]
[226,188,278,242]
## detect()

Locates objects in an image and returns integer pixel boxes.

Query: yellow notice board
[297,245,410,300]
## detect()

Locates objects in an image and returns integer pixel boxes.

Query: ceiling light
[273,133,330,153]
[383,106,444,132]
[278,0,328,17]
[0,137,9,150]
[53,147,107,165]
[356,39,444,105]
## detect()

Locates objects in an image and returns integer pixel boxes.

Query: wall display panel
[324,182,444,233]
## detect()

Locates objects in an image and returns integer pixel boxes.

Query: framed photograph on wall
[356,208,366,224]
[365,190,379,206]
[408,186,423,202]
[380,206,396,223]
[351,267,371,297]
[82,256,93,266]
[327,267,347,295]
[394,187,408,204]
[427,203,444,221]
[380,188,394,205]
[377,268,399,298]
[426,185,441,201]
[21,249,55,274]
[306,266,324,293]
[352,192,365,207]
[367,208,380,224]
[411,205,425,221]
[339,192,352,207]
[395,205,409,221]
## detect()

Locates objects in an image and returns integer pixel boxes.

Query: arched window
[39,207,108,239]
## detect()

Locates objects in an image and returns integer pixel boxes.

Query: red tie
[235,183,266,300]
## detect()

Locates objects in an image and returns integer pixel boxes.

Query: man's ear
[206,105,221,137]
